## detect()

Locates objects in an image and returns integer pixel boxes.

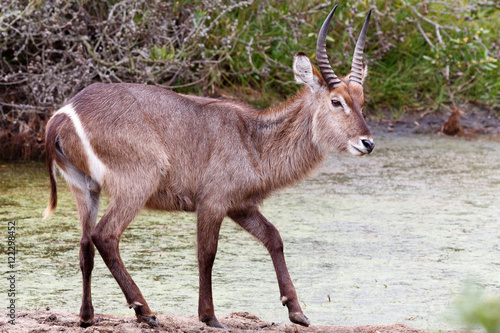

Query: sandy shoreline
[0,310,469,333]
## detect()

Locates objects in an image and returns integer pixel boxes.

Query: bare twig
[0,0,38,32]
[417,22,435,49]
[411,5,461,33]
[0,101,48,113]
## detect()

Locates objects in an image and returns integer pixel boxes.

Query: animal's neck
[254,88,326,190]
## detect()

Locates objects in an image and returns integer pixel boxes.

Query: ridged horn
[316,5,342,89]
[349,9,372,86]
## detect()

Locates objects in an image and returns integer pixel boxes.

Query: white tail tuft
[43,205,55,220]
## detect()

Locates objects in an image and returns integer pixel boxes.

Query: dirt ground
[1,310,470,333]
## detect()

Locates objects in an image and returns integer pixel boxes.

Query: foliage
[0,0,499,159]
[456,283,500,333]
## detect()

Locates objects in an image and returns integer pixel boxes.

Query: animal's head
[294,5,374,156]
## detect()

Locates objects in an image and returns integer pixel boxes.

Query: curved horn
[316,5,342,89]
[349,9,372,86]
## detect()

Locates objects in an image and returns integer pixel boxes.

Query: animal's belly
[145,189,196,212]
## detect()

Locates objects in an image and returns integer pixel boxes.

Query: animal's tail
[43,114,65,219]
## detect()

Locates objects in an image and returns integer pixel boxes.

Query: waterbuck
[43,5,374,328]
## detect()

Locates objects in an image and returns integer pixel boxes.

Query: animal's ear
[293,52,322,93]
[360,63,368,85]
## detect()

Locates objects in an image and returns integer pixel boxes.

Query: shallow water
[1,134,499,330]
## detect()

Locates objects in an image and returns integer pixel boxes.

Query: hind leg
[69,179,101,327]
[91,190,158,327]
[196,206,225,328]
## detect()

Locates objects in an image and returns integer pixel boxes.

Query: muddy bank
[0,112,47,160]
[368,105,500,137]
[0,310,464,333]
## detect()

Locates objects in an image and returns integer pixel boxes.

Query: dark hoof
[79,319,94,328]
[289,312,310,327]
[137,315,159,328]
[201,315,225,328]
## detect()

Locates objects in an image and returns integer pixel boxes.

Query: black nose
[361,139,375,153]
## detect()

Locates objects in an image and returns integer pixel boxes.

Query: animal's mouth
[347,137,375,156]
[351,145,366,156]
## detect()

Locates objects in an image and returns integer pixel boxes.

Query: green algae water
[1,134,499,330]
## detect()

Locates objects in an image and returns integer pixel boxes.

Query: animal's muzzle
[361,139,375,154]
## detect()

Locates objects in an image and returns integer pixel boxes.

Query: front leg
[197,207,225,328]
[228,207,310,327]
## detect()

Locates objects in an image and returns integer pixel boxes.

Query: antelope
[43,5,374,329]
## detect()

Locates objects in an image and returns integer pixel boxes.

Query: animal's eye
[331,100,342,108]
